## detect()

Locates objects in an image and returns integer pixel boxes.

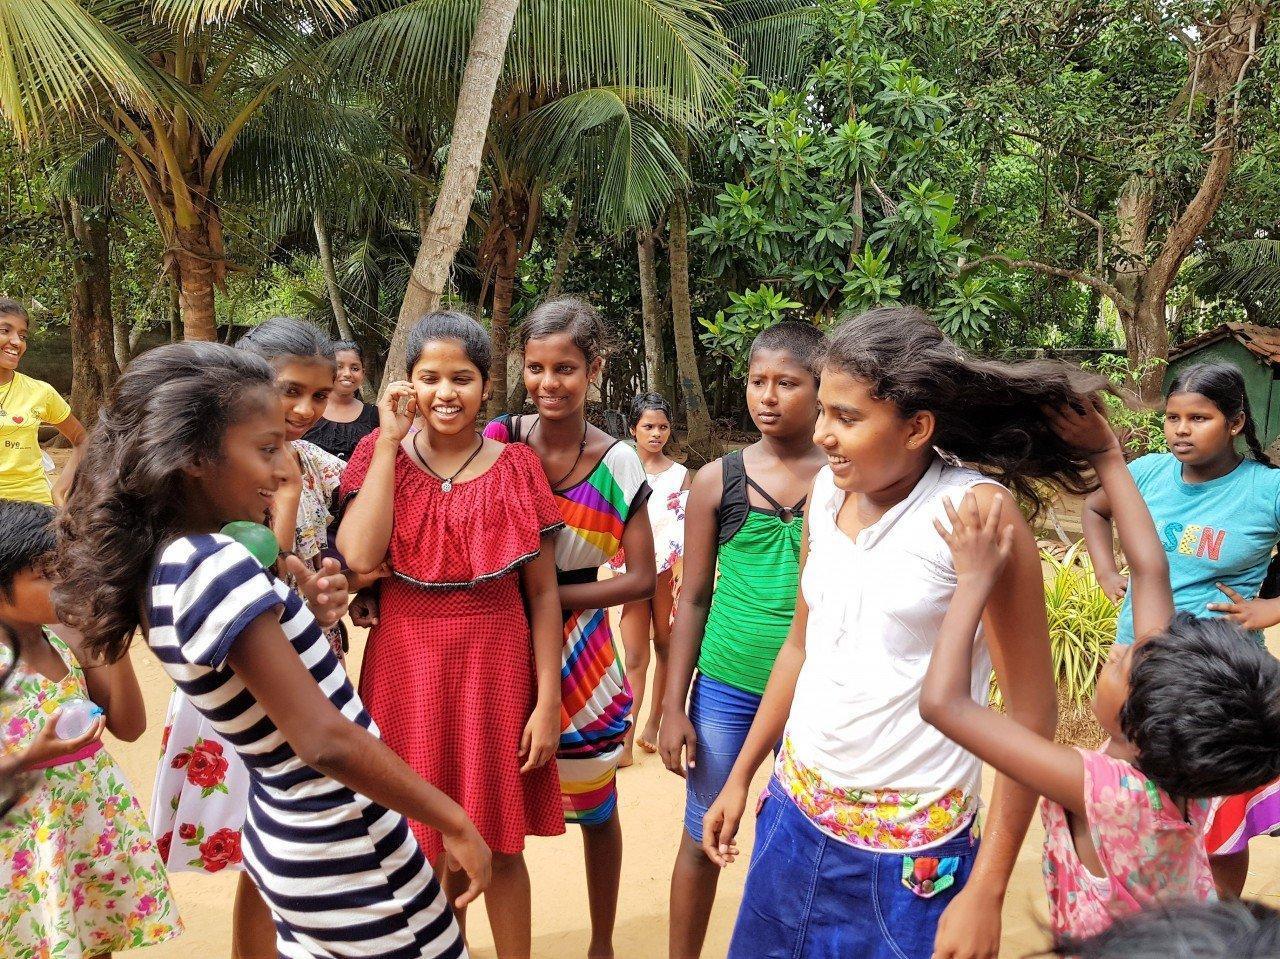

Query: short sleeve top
[340,429,564,588]
[0,372,71,504]
[291,439,344,570]
[1041,749,1214,939]
[1116,453,1280,644]
[484,414,650,579]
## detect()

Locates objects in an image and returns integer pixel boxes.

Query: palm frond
[719,0,818,85]
[518,87,689,233]
[1192,238,1280,302]
[0,0,169,143]
[48,133,118,204]
[320,0,739,116]
[151,0,355,32]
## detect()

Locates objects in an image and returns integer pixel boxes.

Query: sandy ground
[104,622,1280,959]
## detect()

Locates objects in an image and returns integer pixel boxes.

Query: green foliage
[1086,354,1169,458]
[992,541,1116,712]
[697,284,805,376]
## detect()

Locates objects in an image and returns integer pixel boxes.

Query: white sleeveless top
[778,459,1001,850]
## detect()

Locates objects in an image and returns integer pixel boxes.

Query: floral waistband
[775,735,977,851]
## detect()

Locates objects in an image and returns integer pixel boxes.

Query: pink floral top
[1041,748,1215,940]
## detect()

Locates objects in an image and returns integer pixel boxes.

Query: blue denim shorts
[684,673,763,842]
[728,779,979,959]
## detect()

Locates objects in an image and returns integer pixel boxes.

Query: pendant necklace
[531,415,589,489]
[414,431,484,492]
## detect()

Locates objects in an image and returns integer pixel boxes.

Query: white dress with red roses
[2,631,182,957]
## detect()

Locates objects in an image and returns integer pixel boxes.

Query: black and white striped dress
[146,534,465,959]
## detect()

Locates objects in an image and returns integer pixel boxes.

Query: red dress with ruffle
[340,432,567,861]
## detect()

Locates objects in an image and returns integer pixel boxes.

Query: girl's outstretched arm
[700,502,811,868]
[228,609,492,906]
[659,460,722,778]
[1046,402,1172,641]
[919,491,1086,818]
[557,507,656,611]
[517,540,563,773]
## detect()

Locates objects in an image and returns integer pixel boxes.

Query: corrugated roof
[1170,322,1280,364]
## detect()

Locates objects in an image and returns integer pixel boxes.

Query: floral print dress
[1,631,181,957]
[150,440,344,876]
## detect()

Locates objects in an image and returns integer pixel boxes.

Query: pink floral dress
[1,631,181,957]
[1041,748,1215,940]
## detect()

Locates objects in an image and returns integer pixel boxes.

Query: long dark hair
[1167,362,1280,597]
[823,307,1107,515]
[54,343,277,662]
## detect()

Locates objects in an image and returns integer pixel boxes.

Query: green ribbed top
[697,510,802,695]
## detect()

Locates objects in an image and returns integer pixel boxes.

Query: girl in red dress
[337,312,564,956]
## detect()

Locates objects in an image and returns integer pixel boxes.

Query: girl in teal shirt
[1084,362,1280,899]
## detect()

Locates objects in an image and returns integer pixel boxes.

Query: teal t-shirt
[1116,453,1280,645]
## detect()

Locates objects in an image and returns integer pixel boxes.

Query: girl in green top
[660,320,827,959]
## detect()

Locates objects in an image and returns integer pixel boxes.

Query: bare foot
[618,747,634,769]
[637,724,660,753]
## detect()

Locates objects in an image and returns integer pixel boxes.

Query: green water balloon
[221,521,280,568]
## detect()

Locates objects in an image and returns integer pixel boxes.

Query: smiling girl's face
[334,349,365,399]
[273,359,335,441]
[188,390,290,527]
[814,367,932,494]
[411,338,488,436]
[524,332,602,422]
[0,311,28,374]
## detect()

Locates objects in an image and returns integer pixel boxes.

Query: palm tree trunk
[669,136,718,465]
[548,189,580,299]
[313,209,355,341]
[169,280,182,342]
[382,0,523,388]
[63,200,118,425]
[637,226,664,393]
[175,222,218,341]
[488,232,518,418]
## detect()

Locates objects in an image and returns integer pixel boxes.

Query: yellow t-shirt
[0,372,71,504]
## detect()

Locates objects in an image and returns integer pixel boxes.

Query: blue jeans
[729,779,979,959]
[684,673,763,842]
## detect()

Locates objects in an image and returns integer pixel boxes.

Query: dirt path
[107,622,1280,958]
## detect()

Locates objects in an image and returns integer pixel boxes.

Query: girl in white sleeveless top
[700,307,1105,959]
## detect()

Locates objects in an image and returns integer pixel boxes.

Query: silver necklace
[414,431,484,492]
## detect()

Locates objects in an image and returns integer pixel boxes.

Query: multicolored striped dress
[485,415,650,825]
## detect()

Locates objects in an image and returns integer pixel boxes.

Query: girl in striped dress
[55,342,489,959]
[658,320,828,958]
[485,297,655,959]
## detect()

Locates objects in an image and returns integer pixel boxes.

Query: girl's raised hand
[377,381,417,442]
[1043,395,1119,458]
[934,491,1015,585]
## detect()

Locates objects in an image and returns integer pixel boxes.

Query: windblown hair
[0,298,28,322]
[749,319,826,379]
[1167,362,1280,598]
[236,316,335,367]
[628,392,673,431]
[1052,899,1280,959]
[406,311,492,378]
[0,500,56,602]
[823,307,1107,515]
[520,297,610,363]
[53,342,277,663]
[1121,613,1280,800]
